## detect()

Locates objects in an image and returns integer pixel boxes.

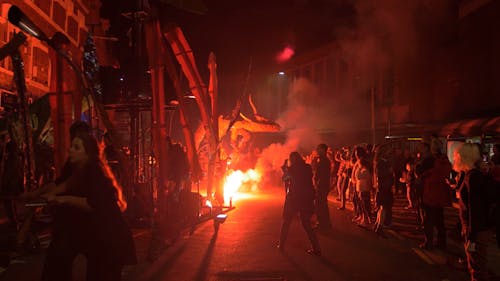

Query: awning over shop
[439,116,500,137]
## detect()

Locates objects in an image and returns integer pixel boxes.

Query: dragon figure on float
[196,94,281,172]
[163,24,281,200]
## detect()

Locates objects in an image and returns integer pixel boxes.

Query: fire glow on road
[223,169,261,204]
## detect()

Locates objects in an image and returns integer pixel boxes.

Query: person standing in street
[353,153,373,227]
[453,142,493,281]
[312,143,332,231]
[278,151,321,256]
[373,147,394,236]
[335,147,349,209]
[418,141,453,250]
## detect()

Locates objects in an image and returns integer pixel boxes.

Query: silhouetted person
[278,152,321,256]
[0,137,23,227]
[491,143,500,166]
[312,143,332,231]
[167,143,189,195]
[418,142,452,250]
[373,148,394,236]
[454,143,493,281]
[24,132,136,281]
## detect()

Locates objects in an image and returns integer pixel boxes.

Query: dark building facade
[262,0,499,144]
[0,0,90,99]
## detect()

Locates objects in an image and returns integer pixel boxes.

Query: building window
[32,47,49,85]
[22,44,32,79]
[0,21,6,44]
[3,31,14,71]
[53,2,66,29]
[0,3,9,19]
[67,16,78,41]
[0,22,6,69]
[79,27,86,45]
[35,0,51,16]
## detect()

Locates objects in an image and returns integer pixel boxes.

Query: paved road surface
[3,186,498,281]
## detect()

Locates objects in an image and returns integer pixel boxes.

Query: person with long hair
[454,143,492,281]
[24,132,136,281]
[278,151,321,256]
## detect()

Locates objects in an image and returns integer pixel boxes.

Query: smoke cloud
[254,0,436,181]
[255,78,342,180]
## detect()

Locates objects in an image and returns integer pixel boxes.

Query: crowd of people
[2,117,500,280]
[279,140,500,281]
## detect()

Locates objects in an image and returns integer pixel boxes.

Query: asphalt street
[2,186,499,281]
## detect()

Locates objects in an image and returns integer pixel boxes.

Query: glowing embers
[223,169,261,204]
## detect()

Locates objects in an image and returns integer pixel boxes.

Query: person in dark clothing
[167,142,190,195]
[328,147,339,195]
[418,142,453,250]
[23,132,136,281]
[414,143,434,230]
[391,148,405,195]
[454,143,492,281]
[0,137,23,227]
[312,143,332,231]
[373,148,394,236]
[489,152,500,249]
[491,144,500,166]
[278,152,321,256]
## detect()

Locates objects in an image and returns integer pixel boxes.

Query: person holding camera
[277,152,321,256]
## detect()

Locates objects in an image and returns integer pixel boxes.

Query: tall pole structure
[371,86,376,145]
[48,34,73,175]
[208,52,221,201]
[145,18,169,192]
[164,24,217,200]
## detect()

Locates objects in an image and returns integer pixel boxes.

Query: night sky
[98,0,464,126]
[99,0,356,101]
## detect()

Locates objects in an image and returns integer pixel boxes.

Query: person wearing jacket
[24,132,136,281]
[417,142,453,250]
[454,143,492,281]
[312,143,332,231]
[278,151,321,256]
[373,147,394,236]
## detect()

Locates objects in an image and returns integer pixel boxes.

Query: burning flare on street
[223,169,261,204]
